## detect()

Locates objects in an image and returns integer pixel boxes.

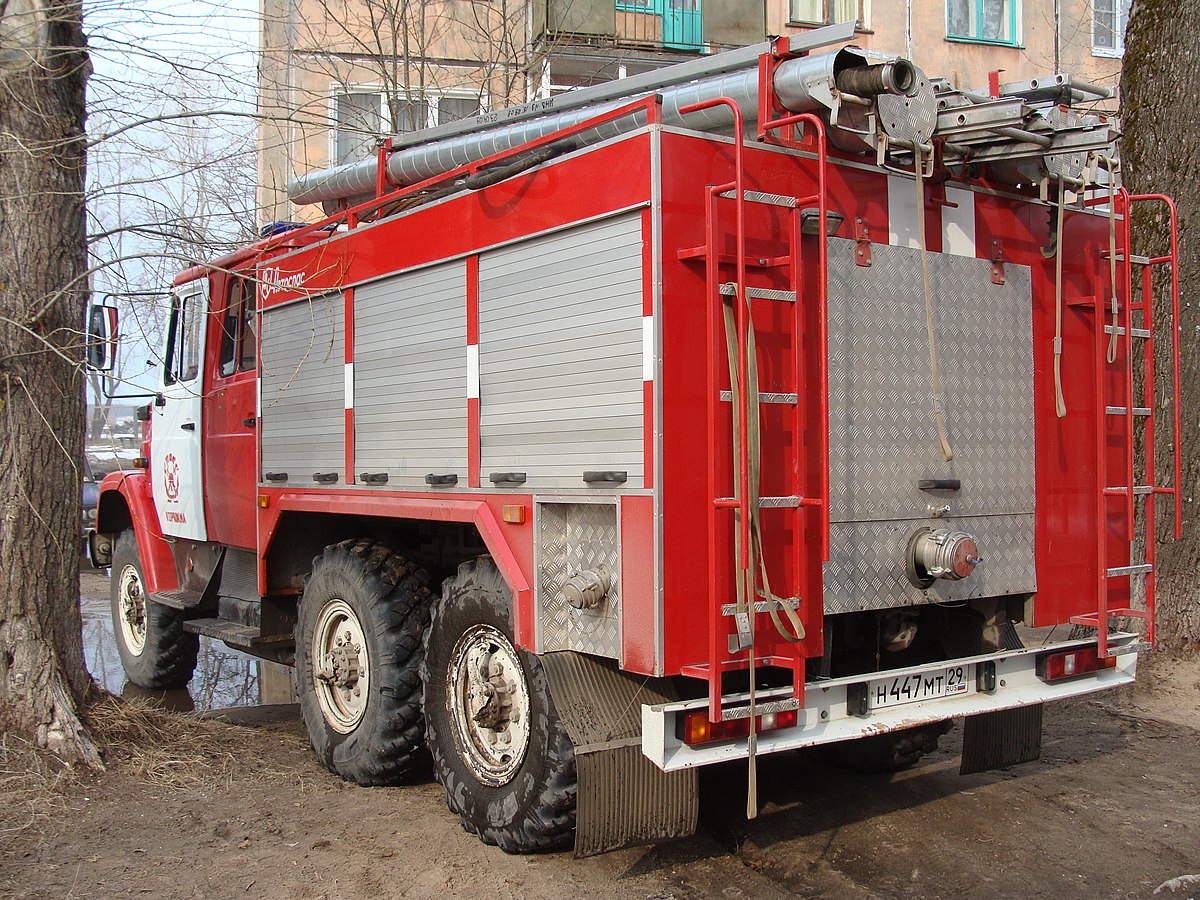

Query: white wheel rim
[117,563,147,657]
[447,623,531,786]
[311,599,370,734]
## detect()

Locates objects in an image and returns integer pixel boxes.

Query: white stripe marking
[344,362,354,409]
[642,315,654,382]
[467,344,480,399]
[887,174,921,249]
[942,186,976,257]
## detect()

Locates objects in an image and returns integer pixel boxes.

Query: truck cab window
[218,276,256,377]
[240,279,257,371]
[164,290,202,384]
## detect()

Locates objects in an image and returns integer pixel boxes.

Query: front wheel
[422,557,577,853]
[110,530,198,689]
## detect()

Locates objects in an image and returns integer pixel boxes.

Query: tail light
[1036,645,1116,682]
[678,708,798,746]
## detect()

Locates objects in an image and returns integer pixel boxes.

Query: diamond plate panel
[824,515,1036,614]
[536,501,621,658]
[824,238,1036,613]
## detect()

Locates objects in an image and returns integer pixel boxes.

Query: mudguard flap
[97,470,178,593]
[959,703,1044,775]
[540,651,698,857]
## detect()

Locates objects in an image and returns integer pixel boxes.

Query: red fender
[97,470,178,593]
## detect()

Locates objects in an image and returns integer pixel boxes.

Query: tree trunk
[1122,0,1200,656]
[0,1,100,766]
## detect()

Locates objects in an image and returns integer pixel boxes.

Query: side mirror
[86,303,119,373]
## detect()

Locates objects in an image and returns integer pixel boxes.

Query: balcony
[533,0,763,54]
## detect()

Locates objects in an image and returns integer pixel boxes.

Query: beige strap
[1106,170,1120,364]
[721,296,807,645]
[914,149,954,460]
[1054,176,1067,417]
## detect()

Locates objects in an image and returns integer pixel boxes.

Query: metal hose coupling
[835,59,919,98]
[906,527,983,588]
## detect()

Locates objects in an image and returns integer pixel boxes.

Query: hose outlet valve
[563,565,612,610]
[907,528,982,588]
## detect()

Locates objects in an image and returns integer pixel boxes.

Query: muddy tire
[110,530,199,690]
[296,539,432,786]
[422,557,577,853]
[817,721,952,774]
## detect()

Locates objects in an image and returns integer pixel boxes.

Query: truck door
[203,272,258,549]
[151,279,208,541]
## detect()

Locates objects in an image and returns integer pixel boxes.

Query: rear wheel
[110,530,198,689]
[422,557,577,852]
[296,539,432,785]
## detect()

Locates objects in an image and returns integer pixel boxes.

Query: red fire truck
[91,23,1180,856]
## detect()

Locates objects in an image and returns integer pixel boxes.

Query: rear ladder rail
[1076,189,1181,656]
[676,97,831,721]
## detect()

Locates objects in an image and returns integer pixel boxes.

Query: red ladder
[675,98,831,721]
[1074,189,1181,657]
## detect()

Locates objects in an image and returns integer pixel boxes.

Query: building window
[331,89,484,165]
[946,0,1019,46]
[333,91,383,165]
[791,0,868,28]
[1093,0,1131,55]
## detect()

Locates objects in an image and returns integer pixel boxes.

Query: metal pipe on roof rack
[988,125,1054,148]
[287,33,922,208]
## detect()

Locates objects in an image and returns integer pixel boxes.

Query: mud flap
[959,703,1043,775]
[540,651,698,857]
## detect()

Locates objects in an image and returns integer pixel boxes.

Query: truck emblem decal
[260,266,308,300]
[163,452,181,502]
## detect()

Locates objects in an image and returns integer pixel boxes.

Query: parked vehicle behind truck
[90,23,1181,856]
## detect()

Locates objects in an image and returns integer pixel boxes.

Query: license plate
[870,664,971,710]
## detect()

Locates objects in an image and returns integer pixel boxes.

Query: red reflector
[680,708,798,746]
[1037,646,1116,682]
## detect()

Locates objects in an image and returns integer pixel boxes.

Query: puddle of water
[81,573,295,712]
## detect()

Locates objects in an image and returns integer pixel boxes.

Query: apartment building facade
[771,0,1130,95]
[258,0,1131,222]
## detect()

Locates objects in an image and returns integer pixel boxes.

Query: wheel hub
[117,564,147,657]
[311,600,370,733]
[448,624,531,786]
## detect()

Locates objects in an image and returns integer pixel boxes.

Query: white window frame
[1092,0,1131,57]
[788,0,870,30]
[328,84,489,165]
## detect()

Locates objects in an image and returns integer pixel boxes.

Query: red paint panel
[256,488,538,648]
[973,192,1122,628]
[656,131,827,676]
[467,397,481,489]
[344,288,355,484]
[466,255,479,344]
[643,381,655,491]
[98,471,178,593]
[620,495,656,673]
[202,269,259,550]
[257,136,653,309]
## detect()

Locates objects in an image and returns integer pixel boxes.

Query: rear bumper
[642,633,1142,771]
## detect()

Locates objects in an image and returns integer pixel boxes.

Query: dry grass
[0,692,313,855]
[86,693,247,789]
[0,733,79,853]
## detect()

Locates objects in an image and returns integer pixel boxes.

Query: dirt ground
[2,578,1199,899]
